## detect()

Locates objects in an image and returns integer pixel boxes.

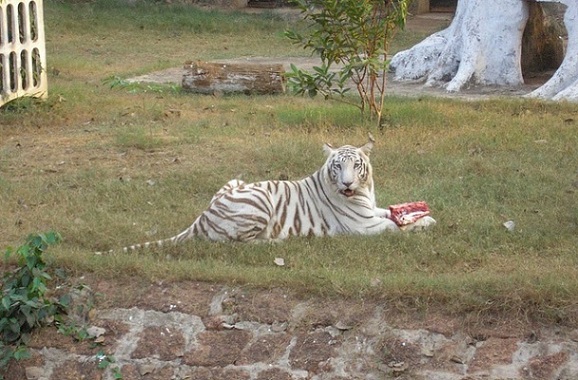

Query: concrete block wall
[0,0,47,107]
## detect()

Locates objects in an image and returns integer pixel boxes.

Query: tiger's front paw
[400,216,437,232]
[374,207,391,219]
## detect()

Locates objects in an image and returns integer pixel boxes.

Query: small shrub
[285,0,409,126]
[0,232,66,373]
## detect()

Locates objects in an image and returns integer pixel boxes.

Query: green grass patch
[114,126,166,151]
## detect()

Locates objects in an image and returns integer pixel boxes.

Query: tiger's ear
[323,143,335,156]
[359,133,375,155]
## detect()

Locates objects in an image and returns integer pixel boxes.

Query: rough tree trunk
[182,61,285,95]
[521,2,565,75]
[527,0,578,101]
[390,0,576,101]
[390,0,529,92]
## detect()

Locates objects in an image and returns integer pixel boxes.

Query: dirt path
[127,12,546,101]
[129,55,541,101]
[7,275,578,380]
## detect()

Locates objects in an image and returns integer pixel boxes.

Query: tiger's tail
[94,223,196,255]
[94,179,245,255]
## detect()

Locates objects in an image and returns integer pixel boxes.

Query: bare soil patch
[128,12,546,100]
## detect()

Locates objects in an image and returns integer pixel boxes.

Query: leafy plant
[0,232,65,373]
[285,0,409,126]
[96,350,123,379]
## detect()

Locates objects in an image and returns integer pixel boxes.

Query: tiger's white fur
[97,136,435,254]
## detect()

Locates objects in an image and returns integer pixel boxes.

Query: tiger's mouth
[340,189,355,197]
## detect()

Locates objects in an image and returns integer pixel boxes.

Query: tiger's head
[323,135,374,198]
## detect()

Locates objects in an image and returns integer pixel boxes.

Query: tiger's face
[323,139,373,198]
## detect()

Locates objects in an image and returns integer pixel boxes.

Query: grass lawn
[1,0,577,325]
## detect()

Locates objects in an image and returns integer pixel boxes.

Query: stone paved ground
[5,276,578,380]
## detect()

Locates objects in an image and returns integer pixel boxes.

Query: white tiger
[97,135,435,254]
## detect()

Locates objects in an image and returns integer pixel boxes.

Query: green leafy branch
[0,232,66,373]
[285,0,409,126]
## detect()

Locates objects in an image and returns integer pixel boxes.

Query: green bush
[0,232,66,372]
[285,0,409,126]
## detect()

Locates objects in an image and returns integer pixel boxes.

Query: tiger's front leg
[374,207,391,219]
[400,216,437,231]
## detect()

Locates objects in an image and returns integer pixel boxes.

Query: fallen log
[182,61,285,95]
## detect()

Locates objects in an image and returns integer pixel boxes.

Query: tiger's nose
[342,181,353,188]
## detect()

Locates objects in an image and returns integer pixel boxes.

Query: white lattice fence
[0,0,47,107]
